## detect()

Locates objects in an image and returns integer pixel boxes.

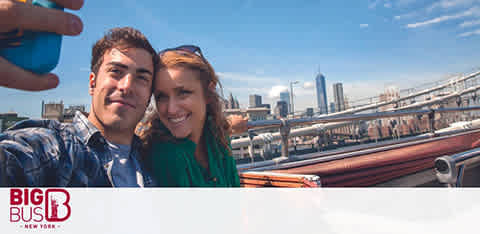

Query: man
[0,0,158,187]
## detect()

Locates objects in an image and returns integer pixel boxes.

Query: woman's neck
[194,135,209,170]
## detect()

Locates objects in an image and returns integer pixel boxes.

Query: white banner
[1,188,479,234]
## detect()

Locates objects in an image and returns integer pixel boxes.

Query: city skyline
[2,0,480,118]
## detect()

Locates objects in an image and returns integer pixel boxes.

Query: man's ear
[89,73,96,96]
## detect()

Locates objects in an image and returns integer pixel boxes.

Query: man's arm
[0,0,84,91]
[0,128,63,187]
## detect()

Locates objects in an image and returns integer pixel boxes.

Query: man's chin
[104,116,136,131]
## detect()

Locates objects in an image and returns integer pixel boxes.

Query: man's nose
[118,74,134,93]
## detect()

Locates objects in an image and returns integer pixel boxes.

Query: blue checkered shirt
[0,111,156,187]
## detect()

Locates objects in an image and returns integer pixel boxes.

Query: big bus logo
[9,189,71,229]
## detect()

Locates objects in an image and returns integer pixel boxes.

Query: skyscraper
[227,93,240,109]
[228,93,235,109]
[333,82,345,112]
[315,73,328,114]
[249,94,262,108]
[279,91,291,113]
[275,101,288,118]
[329,102,335,113]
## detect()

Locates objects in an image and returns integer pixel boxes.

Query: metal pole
[280,119,290,158]
[428,110,435,133]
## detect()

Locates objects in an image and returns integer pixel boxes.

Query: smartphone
[0,0,64,74]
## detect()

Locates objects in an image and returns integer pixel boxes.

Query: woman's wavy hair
[136,50,231,162]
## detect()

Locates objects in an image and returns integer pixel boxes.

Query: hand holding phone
[0,0,84,91]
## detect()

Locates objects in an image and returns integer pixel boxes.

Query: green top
[149,127,240,187]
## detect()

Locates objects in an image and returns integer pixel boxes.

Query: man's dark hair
[90,27,159,77]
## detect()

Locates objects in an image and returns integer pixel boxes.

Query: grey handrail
[435,147,480,187]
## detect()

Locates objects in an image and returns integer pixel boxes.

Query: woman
[138,45,245,187]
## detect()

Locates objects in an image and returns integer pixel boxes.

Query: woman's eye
[156,94,167,101]
[138,75,149,81]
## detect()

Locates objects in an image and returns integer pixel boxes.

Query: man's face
[89,47,154,133]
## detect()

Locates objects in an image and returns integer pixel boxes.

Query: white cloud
[458,28,480,36]
[427,0,479,12]
[394,11,418,20]
[384,2,392,8]
[459,19,480,27]
[360,24,369,28]
[303,82,314,89]
[406,7,480,28]
[268,86,288,99]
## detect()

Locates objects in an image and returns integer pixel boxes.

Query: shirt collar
[72,111,105,147]
[72,111,143,151]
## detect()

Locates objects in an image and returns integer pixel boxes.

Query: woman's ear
[207,81,217,103]
[208,81,216,92]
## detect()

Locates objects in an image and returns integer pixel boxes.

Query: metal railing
[435,147,480,187]
[232,106,480,161]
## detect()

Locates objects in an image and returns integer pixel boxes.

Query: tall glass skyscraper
[333,82,345,112]
[315,73,328,114]
[279,91,291,113]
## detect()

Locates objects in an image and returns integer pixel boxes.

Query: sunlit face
[154,67,208,143]
[89,47,154,133]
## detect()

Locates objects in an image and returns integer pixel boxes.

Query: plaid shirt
[0,111,156,187]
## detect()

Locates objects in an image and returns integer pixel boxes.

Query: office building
[41,101,87,123]
[306,108,314,117]
[249,94,262,108]
[258,104,271,114]
[275,101,288,118]
[279,91,290,113]
[329,102,335,113]
[315,73,328,114]
[333,82,345,112]
[0,112,28,132]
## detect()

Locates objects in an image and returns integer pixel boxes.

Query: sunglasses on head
[159,45,207,62]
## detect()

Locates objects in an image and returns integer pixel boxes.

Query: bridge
[234,69,480,187]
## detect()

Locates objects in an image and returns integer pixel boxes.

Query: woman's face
[154,67,207,143]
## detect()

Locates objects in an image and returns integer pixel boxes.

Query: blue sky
[2,0,480,118]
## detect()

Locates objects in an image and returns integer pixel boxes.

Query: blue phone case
[0,0,64,74]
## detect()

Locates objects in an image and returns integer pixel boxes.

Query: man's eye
[180,90,192,95]
[110,69,121,74]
